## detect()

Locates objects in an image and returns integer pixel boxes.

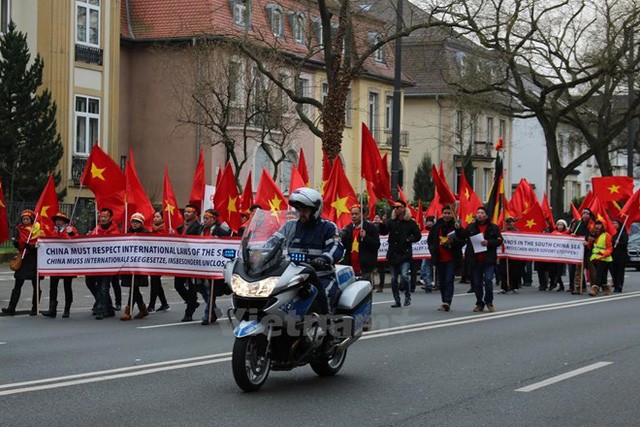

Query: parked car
[627,233,640,271]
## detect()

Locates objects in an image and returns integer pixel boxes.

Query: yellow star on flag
[268,196,282,212]
[40,205,50,217]
[331,196,350,217]
[91,163,106,181]
[464,188,470,201]
[597,213,604,222]
[439,235,449,245]
[352,234,360,253]
[164,200,175,215]
[465,213,474,224]
[607,184,620,194]
[227,196,238,213]
[525,219,536,228]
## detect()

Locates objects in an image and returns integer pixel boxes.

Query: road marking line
[0,352,231,391]
[1,291,637,396]
[137,320,201,329]
[515,362,613,392]
[0,357,232,397]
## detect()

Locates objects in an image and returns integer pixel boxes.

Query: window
[455,110,464,141]
[266,5,283,37]
[233,1,247,26]
[313,20,323,48]
[368,92,379,132]
[1,0,9,34]
[281,150,298,193]
[76,0,100,46]
[483,168,492,201]
[295,75,310,115]
[486,117,494,144]
[254,144,274,186]
[469,116,477,144]
[290,13,305,44]
[369,32,384,62]
[249,67,265,126]
[75,95,100,156]
[385,96,393,130]
[228,60,244,107]
[499,119,506,138]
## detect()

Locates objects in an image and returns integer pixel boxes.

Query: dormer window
[234,2,246,26]
[266,5,284,38]
[289,12,305,44]
[369,32,384,63]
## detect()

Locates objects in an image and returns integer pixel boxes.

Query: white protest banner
[377,233,430,261]
[501,232,584,264]
[38,235,242,278]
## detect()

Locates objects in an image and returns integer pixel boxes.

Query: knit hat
[20,209,36,220]
[130,212,145,223]
[52,212,70,223]
[556,219,568,228]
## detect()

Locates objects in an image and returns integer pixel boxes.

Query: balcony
[75,44,103,66]
[371,128,409,148]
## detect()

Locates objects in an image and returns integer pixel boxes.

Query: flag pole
[208,278,214,324]
[615,216,629,248]
[68,182,85,224]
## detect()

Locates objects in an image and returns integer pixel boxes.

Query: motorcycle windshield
[241,208,298,276]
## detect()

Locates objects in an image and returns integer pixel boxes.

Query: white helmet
[289,187,323,219]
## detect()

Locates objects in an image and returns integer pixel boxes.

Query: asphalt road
[2,266,640,426]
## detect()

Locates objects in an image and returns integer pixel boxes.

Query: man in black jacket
[455,206,503,312]
[175,204,204,322]
[427,206,461,311]
[341,205,381,282]
[377,201,422,307]
[610,218,628,293]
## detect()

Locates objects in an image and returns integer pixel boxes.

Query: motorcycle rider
[272,187,344,314]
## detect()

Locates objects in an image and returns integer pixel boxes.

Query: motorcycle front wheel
[232,335,271,392]
[310,347,347,377]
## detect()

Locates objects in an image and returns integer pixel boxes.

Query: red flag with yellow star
[162,166,183,232]
[361,123,384,184]
[592,176,633,202]
[425,188,442,220]
[213,162,242,233]
[289,165,306,194]
[366,180,378,221]
[514,198,547,233]
[0,177,8,243]
[189,148,206,212]
[298,148,310,187]
[588,194,615,235]
[458,172,482,227]
[510,178,537,218]
[322,158,358,229]
[255,168,287,212]
[238,171,254,214]
[125,149,155,229]
[431,165,456,206]
[80,144,126,223]
[620,189,640,231]
[541,194,554,228]
[34,174,59,236]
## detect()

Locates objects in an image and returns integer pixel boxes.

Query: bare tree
[432,0,640,215]
[171,39,302,189]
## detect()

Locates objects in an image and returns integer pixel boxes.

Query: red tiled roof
[121,0,407,83]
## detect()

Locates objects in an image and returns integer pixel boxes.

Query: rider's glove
[310,256,331,270]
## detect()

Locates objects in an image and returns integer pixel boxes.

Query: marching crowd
[1,195,631,322]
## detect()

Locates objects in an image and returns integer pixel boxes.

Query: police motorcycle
[224,209,372,392]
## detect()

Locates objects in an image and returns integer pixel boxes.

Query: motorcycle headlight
[231,274,278,297]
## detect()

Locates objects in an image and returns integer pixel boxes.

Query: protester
[569,208,595,294]
[419,216,435,292]
[174,204,203,322]
[373,213,388,292]
[41,212,77,318]
[89,208,120,319]
[340,204,381,283]
[148,211,171,313]
[199,209,232,325]
[455,206,503,312]
[120,213,150,321]
[427,206,460,311]
[610,218,628,293]
[2,210,43,316]
[548,219,568,292]
[377,201,422,308]
[499,217,524,294]
[587,220,613,296]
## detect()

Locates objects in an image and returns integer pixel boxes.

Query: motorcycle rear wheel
[232,336,271,392]
[310,347,347,377]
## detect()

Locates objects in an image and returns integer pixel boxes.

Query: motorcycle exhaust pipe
[336,331,362,352]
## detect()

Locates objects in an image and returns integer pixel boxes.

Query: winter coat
[455,220,503,265]
[340,220,381,272]
[611,227,628,264]
[427,218,462,264]
[379,208,422,265]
